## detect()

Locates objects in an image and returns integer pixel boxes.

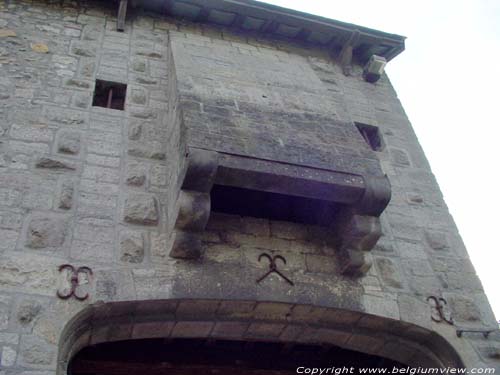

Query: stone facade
[0,0,498,373]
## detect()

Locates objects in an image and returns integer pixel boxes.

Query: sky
[260,0,500,320]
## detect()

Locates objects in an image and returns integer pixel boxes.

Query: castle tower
[0,1,498,373]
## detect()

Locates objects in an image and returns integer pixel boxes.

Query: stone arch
[57,299,464,374]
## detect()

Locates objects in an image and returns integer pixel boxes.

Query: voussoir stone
[124,193,159,225]
[26,217,67,248]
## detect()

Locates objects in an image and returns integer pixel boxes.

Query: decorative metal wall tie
[456,328,497,338]
[57,264,93,301]
[256,253,294,286]
[427,296,454,325]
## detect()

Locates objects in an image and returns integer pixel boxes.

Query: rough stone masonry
[0,0,499,373]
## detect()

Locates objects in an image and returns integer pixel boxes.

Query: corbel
[169,148,219,259]
[117,0,128,32]
[335,175,391,276]
[338,29,360,76]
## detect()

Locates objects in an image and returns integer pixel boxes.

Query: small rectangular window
[92,80,127,110]
[355,122,384,151]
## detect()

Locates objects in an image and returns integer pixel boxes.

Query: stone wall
[0,1,499,373]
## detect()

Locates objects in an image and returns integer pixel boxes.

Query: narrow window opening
[355,122,384,151]
[92,79,127,110]
[210,184,341,226]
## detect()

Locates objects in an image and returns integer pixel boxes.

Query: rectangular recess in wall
[92,79,127,110]
[355,122,384,151]
[210,184,341,226]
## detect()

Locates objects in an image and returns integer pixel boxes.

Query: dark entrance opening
[69,338,406,374]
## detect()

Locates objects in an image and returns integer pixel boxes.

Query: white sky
[261,0,500,320]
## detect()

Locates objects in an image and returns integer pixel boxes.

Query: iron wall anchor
[427,296,454,325]
[456,329,497,338]
[256,253,294,286]
[57,264,93,301]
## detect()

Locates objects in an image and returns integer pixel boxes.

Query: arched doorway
[69,337,407,374]
[57,299,465,374]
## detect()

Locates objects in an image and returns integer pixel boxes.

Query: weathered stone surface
[31,43,49,53]
[128,122,142,140]
[120,231,145,263]
[131,88,147,105]
[126,163,147,186]
[374,257,403,289]
[26,217,67,249]
[19,335,55,365]
[151,232,171,260]
[57,131,81,155]
[59,180,74,209]
[124,193,159,225]
[390,148,411,166]
[0,29,16,37]
[35,157,76,171]
[9,124,53,142]
[17,300,42,324]
[424,229,449,250]
[0,229,18,251]
[128,141,166,160]
[71,41,97,57]
[0,344,16,366]
[449,296,482,322]
[131,58,147,72]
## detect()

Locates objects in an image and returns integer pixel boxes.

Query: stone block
[132,322,174,339]
[390,148,411,166]
[424,229,449,250]
[300,327,351,346]
[9,124,53,143]
[270,221,307,240]
[241,217,270,236]
[362,294,400,320]
[19,335,55,366]
[449,295,481,322]
[35,157,77,171]
[305,254,337,274]
[398,294,432,330]
[124,193,159,225]
[119,231,145,263]
[17,299,42,325]
[253,302,292,321]
[176,300,220,320]
[58,180,74,210]
[246,322,285,338]
[26,217,68,249]
[57,131,81,155]
[126,162,147,187]
[0,229,18,251]
[212,322,249,338]
[171,322,214,338]
[345,334,385,355]
[217,301,256,319]
[374,257,403,289]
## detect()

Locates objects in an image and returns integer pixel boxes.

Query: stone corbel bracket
[169,148,391,278]
[334,175,391,276]
[338,29,360,76]
[169,148,219,259]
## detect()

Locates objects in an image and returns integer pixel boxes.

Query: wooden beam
[117,0,128,32]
